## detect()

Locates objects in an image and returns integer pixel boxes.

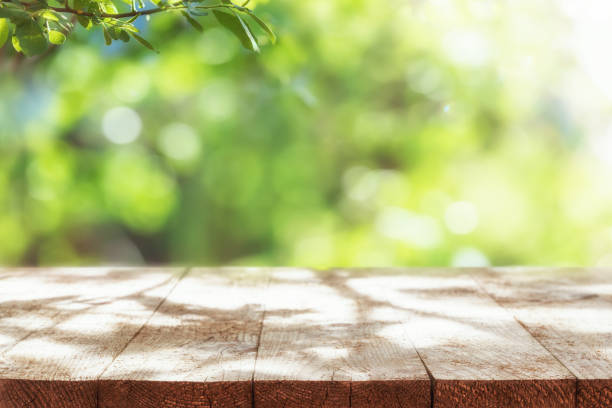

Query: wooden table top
[0,267,610,408]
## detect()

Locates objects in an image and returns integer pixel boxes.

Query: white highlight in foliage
[158,123,201,161]
[102,106,142,144]
[451,247,490,267]
[443,30,491,67]
[445,201,479,234]
[376,207,442,249]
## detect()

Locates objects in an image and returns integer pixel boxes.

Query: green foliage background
[1,0,611,267]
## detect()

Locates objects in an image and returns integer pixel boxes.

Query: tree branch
[2,1,238,20]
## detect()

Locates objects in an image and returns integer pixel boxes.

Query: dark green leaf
[77,15,92,29]
[181,11,202,32]
[130,32,157,52]
[0,4,29,20]
[213,10,258,52]
[14,19,47,56]
[119,29,129,42]
[0,18,8,48]
[247,12,275,44]
[109,26,120,40]
[102,25,112,45]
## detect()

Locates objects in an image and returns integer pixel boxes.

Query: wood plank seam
[470,272,579,408]
[98,266,189,408]
[471,272,580,383]
[92,266,190,408]
[470,272,578,408]
[251,308,267,408]
[471,268,612,408]
[250,271,272,408]
[365,268,576,408]
[412,341,435,408]
[253,269,432,408]
[97,267,268,408]
[472,270,584,406]
[94,266,191,389]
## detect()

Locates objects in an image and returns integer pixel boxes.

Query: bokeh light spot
[377,207,442,249]
[197,28,238,65]
[102,106,142,144]
[445,201,479,235]
[112,66,151,103]
[158,123,201,161]
[451,247,490,267]
[198,80,237,121]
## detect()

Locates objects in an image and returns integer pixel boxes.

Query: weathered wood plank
[98,267,268,408]
[254,268,430,408]
[474,267,612,408]
[341,268,576,408]
[0,267,182,408]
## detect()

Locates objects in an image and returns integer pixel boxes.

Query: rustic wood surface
[0,267,610,408]
[474,267,612,408]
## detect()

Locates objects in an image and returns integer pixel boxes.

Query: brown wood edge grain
[577,379,612,408]
[434,378,576,408]
[97,379,253,408]
[0,379,98,408]
[8,377,608,408]
[0,378,433,408]
[253,379,431,408]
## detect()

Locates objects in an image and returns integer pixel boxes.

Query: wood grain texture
[474,267,612,408]
[99,267,268,408]
[341,268,575,408]
[0,267,182,408]
[254,268,430,408]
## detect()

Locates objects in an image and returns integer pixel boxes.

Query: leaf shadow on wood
[1,267,611,408]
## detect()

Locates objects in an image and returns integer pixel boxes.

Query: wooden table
[0,267,610,408]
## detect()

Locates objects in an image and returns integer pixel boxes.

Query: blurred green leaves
[102,148,177,233]
[1,0,610,267]
[0,0,274,56]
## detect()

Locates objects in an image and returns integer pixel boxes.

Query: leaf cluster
[0,0,274,56]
